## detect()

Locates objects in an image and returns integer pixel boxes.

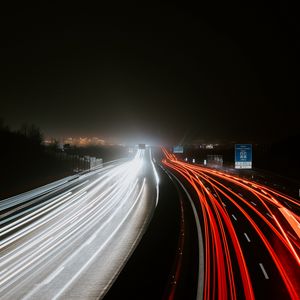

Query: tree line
[0,119,129,199]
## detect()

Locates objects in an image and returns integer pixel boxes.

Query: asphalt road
[104,158,201,300]
[1,147,299,300]
[0,149,158,299]
[162,147,300,300]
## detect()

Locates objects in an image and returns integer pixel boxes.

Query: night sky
[1,1,299,145]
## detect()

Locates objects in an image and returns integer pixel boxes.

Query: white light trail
[0,149,158,299]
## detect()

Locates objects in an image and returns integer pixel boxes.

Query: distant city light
[44,137,108,147]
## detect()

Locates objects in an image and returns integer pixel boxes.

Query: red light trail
[162,148,300,300]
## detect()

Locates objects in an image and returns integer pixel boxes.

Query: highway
[0,149,159,299]
[162,148,300,300]
[1,146,299,300]
[104,154,201,300]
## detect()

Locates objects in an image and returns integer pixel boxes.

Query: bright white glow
[150,148,159,207]
[0,149,157,299]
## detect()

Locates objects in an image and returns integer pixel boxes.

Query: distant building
[63,136,106,146]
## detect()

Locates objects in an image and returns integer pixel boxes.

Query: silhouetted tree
[19,123,43,146]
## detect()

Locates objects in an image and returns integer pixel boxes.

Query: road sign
[235,144,252,169]
[173,145,184,153]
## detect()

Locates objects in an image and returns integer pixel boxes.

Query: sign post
[173,145,184,153]
[235,144,252,169]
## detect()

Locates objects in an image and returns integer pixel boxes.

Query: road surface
[2,146,299,300]
[162,147,300,300]
[0,149,158,299]
[104,155,200,300]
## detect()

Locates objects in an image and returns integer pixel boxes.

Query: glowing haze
[1,2,299,144]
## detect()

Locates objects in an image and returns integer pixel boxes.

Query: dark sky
[1,1,299,144]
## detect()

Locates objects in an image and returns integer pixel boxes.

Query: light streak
[162,147,300,300]
[0,149,157,299]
